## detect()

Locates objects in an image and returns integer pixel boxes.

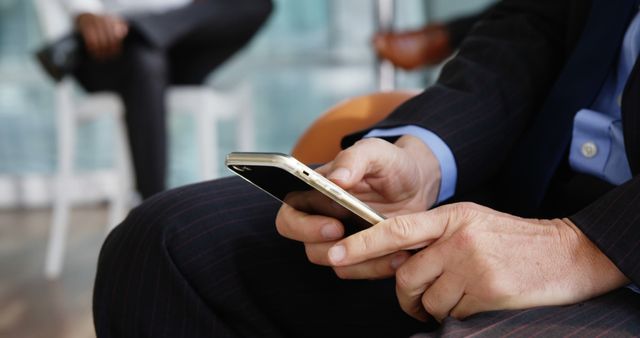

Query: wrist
[395,135,441,207]
[555,218,629,297]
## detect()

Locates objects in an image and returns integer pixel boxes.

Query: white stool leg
[197,92,216,180]
[375,0,397,91]
[106,114,132,232]
[45,80,75,279]
[236,83,255,152]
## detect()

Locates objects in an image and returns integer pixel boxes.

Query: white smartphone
[225,152,385,229]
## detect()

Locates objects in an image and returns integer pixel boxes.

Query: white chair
[33,0,254,279]
[374,0,397,91]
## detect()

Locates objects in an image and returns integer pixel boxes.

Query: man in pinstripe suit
[93,0,640,336]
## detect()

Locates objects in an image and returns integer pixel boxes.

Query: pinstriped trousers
[93,176,640,337]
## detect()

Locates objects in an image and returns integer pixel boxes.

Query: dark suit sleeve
[446,4,494,49]
[343,0,574,195]
[569,175,640,287]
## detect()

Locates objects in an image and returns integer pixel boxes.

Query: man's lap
[94,176,428,337]
[93,177,640,337]
[425,288,640,337]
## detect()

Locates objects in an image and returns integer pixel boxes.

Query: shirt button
[581,141,598,158]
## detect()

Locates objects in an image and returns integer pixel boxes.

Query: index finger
[275,202,345,244]
[328,209,451,266]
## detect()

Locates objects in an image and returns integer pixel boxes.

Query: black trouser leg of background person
[74,42,169,200]
[129,0,273,52]
[72,0,273,199]
[93,177,640,338]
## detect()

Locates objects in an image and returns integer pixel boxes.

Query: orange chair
[291,90,419,164]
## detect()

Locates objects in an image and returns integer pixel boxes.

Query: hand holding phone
[227,136,441,275]
[308,136,442,218]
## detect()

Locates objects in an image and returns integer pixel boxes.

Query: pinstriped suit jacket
[344,0,640,290]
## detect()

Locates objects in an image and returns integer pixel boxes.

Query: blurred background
[0,0,493,336]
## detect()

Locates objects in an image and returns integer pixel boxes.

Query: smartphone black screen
[228,164,372,232]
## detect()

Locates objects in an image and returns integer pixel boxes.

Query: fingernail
[329,168,350,182]
[390,254,407,270]
[321,224,341,240]
[328,245,346,264]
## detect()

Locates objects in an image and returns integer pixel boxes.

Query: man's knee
[227,0,273,30]
[122,43,168,79]
[95,177,265,275]
[93,176,281,295]
[99,182,217,259]
[253,0,274,23]
[96,189,182,282]
[94,181,235,336]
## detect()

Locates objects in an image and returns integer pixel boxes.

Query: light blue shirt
[366,10,640,293]
[568,10,640,184]
[368,11,640,202]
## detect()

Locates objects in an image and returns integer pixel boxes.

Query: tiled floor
[0,206,106,338]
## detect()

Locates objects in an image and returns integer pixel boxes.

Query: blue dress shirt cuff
[364,125,457,204]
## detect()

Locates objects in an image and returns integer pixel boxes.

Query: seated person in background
[37,0,273,199]
[93,0,640,336]
[373,4,494,69]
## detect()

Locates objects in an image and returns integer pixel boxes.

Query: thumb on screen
[325,138,396,189]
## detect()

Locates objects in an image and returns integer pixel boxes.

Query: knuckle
[421,294,439,318]
[354,137,388,152]
[333,266,351,280]
[331,149,356,170]
[387,217,414,243]
[373,259,393,278]
[450,310,466,320]
[397,300,413,317]
[353,138,376,147]
[451,227,477,251]
[395,284,414,314]
[395,266,414,291]
[451,202,479,218]
[370,137,386,146]
[304,245,323,265]
[335,145,355,160]
[356,232,375,253]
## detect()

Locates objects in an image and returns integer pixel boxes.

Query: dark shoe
[373,23,453,70]
[35,34,81,82]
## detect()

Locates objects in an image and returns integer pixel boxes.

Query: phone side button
[328,187,342,196]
